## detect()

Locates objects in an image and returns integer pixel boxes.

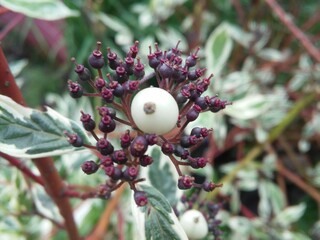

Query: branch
[265,0,320,62]
[0,46,80,240]
[0,152,44,186]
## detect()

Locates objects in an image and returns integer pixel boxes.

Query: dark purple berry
[109,81,124,97]
[120,130,131,148]
[101,156,113,167]
[202,181,216,192]
[81,160,99,175]
[99,115,116,133]
[154,43,163,59]
[174,145,189,159]
[68,80,83,98]
[186,105,202,121]
[123,166,139,181]
[71,58,91,81]
[178,175,194,190]
[94,77,106,90]
[88,41,105,69]
[112,150,128,164]
[190,127,202,137]
[148,46,160,68]
[133,58,145,78]
[97,106,116,118]
[180,135,191,148]
[107,47,119,70]
[129,41,139,58]
[176,92,188,104]
[123,80,139,93]
[161,142,174,155]
[65,133,83,147]
[104,165,123,180]
[130,135,148,157]
[196,157,207,168]
[124,55,134,75]
[145,134,158,145]
[80,111,96,131]
[185,47,200,68]
[188,68,206,81]
[208,97,230,113]
[134,191,148,206]
[139,155,153,167]
[158,62,173,79]
[101,87,114,103]
[194,97,208,110]
[114,65,129,83]
[96,138,114,155]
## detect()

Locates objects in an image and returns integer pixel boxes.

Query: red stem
[265,0,320,62]
[0,46,80,240]
[0,152,44,186]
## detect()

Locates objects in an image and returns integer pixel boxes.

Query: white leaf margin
[0,95,88,158]
[0,0,79,21]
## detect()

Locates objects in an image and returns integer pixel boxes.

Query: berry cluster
[66,41,230,206]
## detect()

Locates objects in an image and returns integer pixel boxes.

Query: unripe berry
[178,175,194,190]
[99,115,116,133]
[112,150,128,164]
[81,160,99,175]
[80,111,96,131]
[88,41,104,69]
[139,155,153,166]
[131,87,179,135]
[68,80,83,98]
[123,166,139,181]
[134,191,148,206]
[96,138,114,155]
[130,136,148,157]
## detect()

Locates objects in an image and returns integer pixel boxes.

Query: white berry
[179,209,208,240]
[130,87,179,135]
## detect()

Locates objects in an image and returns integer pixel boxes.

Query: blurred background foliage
[0,0,319,239]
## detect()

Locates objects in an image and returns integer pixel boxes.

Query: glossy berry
[104,165,123,180]
[186,105,202,121]
[94,77,106,90]
[72,58,91,81]
[134,191,148,206]
[101,87,114,103]
[130,135,148,157]
[185,47,200,68]
[81,160,99,175]
[96,138,114,155]
[194,97,208,110]
[112,150,128,164]
[161,142,175,155]
[174,145,189,159]
[123,166,139,181]
[178,175,194,190]
[88,41,104,69]
[120,130,131,148]
[133,58,145,78]
[80,111,96,131]
[107,47,119,70]
[110,81,124,97]
[99,115,116,133]
[158,62,173,79]
[145,134,158,145]
[65,133,83,147]
[68,80,83,98]
[139,155,153,167]
[97,106,116,118]
[131,87,179,134]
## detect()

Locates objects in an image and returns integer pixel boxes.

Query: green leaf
[205,22,233,78]
[148,148,178,205]
[273,203,306,228]
[0,95,89,158]
[141,185,187,240]
[0,0,79,20]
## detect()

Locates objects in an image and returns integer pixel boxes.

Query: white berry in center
[130,87,179,135]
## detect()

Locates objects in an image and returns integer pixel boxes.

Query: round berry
[81,160,99,175]
[130,87,179,135]
[88,42,105,69]
[134,191,148,206]
[179,210,208,240]
[130,135,148,157]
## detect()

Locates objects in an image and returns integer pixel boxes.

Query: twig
[0,152,44,186]
[0,46,80,240]
[265,0,320,62]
